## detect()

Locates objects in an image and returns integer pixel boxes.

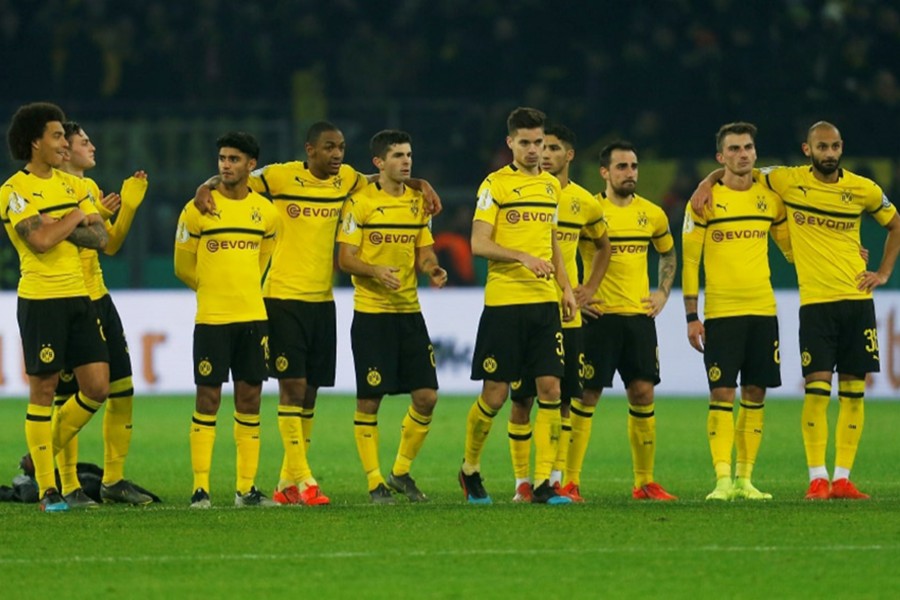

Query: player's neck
[606,188,633,206]
[721,170,752,191]
[811,167,839,184]
[25,159,53,179]
[514,160,540,176]
[379,177,405,197]
[59,164,85,179]
[554,170,570,189]
[217,181,250,200]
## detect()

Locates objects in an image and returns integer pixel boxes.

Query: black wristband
[686,312,699,323]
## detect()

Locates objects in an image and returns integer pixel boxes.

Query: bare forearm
[658,249,677,296]
[683,295,698,314]
[67,222,109,250]
[877,223,900,279]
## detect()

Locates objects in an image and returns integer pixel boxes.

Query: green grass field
[1,394,899,599]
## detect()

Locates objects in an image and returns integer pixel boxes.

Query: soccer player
[51,121,151,508]
[1,102,110,512]
[192,122,441,506]
[337,129,446,504]
[174,132,280,509]
[506,123,610,503]
[691,122,900,500]
[682,122,792,501]
[458,107,578,506]
[575,141,678,501]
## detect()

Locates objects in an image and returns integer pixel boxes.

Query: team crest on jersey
[8,191,26,214]
[39,345,55,364]
[545,184,555,197]
[708,365,722,382]
[275,355,289,372]
[636,211,648,228]
[366,367,382,387]
[756,196,768,212]
[570,199,580,215]
[332,175,343,189]
[482,356,498,374]
[62,182,75,197]
[840,191,853,204]
[409,199,419,216]
[176,220,190,243]
[250,207,262,224]
[198,359,213,377]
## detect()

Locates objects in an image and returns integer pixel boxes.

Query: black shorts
[471,303,564,383]
[264,298,336,387]
[799,299,879,377]
[17,296,108,376]
[193,321,269,386]
[511,326,583,403]
[350,311,438,397]
[704,315,781,389]
[56,294,133,396]
[583,314,659,390]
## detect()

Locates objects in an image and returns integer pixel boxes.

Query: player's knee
[627,381,654,406]
[509,397,533,423]
[411,389,437,414]
[79,379,109,403]
[279,378,307,406]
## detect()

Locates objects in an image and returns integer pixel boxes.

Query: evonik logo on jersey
[286,204,342,219]
[369,232,416,245]
[710,229,767,242]
[792,212,856,230]
[506,209,553,224]
[611,244,647,254]
[206,239,260,252]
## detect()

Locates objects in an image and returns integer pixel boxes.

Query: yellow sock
[103,377,135,485]
[301,407,315,452]
[707,400,734,480]
[392,406,432,476]
[554,415,572,475]
[463,396,497,472]
[533,399,561,483]
[190,411,217,492]
[507,421,532,480]
[835,380,865,473]
[565,399,595,486]
[278,405,313,487]
[26,404,54,495]
[802,380,831,469]
[735,401,765,480]
[53,395,80,495]
[52,392,102,454]
[234,412,261,495]
[628,403,656,488]
[354,411,383,490]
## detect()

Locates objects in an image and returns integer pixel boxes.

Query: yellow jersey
[556,181,606,328]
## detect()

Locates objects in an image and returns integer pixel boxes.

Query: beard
[812,155,840,175]
[611,181,636,196]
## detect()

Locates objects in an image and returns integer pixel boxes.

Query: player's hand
[374,265,401,290]
[133,170,148,181]
[421,180,443,216]
[429,265,448,288]
[642,290,668,318]
[580,300,604,319]
[561,287,578,322]
[856,270,888,293]
[100,192,122,213]
[68,208,87,226]
[687,320,705,353]
[859,246,869,263]
[520,254,554,279]
[689,180,713,214]
[84,213,103,226]
[194,185,217,216]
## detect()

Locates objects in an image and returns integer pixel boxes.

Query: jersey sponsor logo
[366,367,382,387]
[206,239,260,252]
[792,211,856,230]
[611,243,648,254]
[286,203,342,219]
[710,229,767,242]
[198,359,213,377]
[39,345,55,364]
[8,191,27,214]
[506,209,553,224]
[368,231,416,245]
[556,230,580,242]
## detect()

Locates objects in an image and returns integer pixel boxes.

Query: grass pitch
[1,394,899,599]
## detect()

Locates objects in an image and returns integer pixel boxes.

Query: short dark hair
[306,121,340,145]
[63,121,83,141]
[370,129,412,159]
[715,122,757,152]
[216,131,260,159]
[7,102,66,161]
[599,140,637,168]
[545,123,577,149]
[507,107,545,136]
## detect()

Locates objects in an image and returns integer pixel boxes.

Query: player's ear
[248,158,257,172]
[801,142,811,157]
[372,156,383,171]
[715,152,725,166]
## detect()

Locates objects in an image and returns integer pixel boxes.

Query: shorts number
[864,328,879,353]
[577,352,585,378]
[261,335,270,361]
[773,340,780,364]
[555,332,564,357]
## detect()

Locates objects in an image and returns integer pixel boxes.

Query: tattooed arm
[642,247,677,318]
[14,210,85,253]
[67,217,109,250]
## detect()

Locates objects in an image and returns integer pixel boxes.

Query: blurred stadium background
[2,0,899,292]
